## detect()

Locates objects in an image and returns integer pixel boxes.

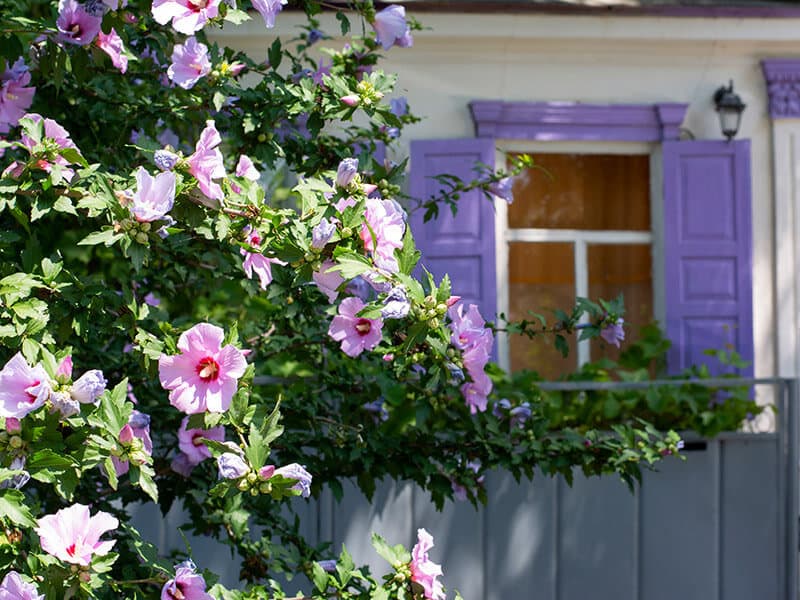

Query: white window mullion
[496,148,511,372]
[507,229,652,244]
[574,239,590,368]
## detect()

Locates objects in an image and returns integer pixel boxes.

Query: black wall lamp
[713,80,746,141]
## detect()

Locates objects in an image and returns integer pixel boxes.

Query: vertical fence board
[327,480,414,578]
[485,471,557,600]
[720,437,780,600]
[557,473,637,600]
[640,441,720,600]
[412,485,485,599]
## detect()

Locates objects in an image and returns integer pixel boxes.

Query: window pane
[509,242,576,378]
[508,153,650,230]
[588,244,653,363]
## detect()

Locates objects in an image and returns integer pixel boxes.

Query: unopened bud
[135,232,149,244]
[5,418,21,434]
[237,479,249,491]
[8,436,22,449]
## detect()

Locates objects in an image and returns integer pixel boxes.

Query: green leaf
[130,463,158,502]
[223,7,251,23]
[245,424,267,469]
[330,251,373,279]
[268,39,282,69]
[370,533,410,568]
[260,400,283,446]
[335,12,351,35]
[396,227,421,275]
[77,229,123,247]
[311,562,329,593]
[0,489,36,527]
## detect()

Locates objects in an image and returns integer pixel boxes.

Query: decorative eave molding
[762,59,800,119]
[469,101,688,142]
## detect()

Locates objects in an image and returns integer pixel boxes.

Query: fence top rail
[536,377,790,392]
[251,375,793,390]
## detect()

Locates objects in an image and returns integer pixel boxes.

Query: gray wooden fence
[133,378,800,599]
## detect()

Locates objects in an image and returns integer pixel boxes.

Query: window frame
[493,140,663,373]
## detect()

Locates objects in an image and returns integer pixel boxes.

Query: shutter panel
[662,140,753,375]
[409,139,497,322]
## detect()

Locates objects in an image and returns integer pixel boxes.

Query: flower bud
[70,370,107,404]
[154,149,180,171]
[5,418,21,435]
[135,232,149,244]
[258,465,276,480]
[8,435,22,449]
[118,424,135,444]
[340,94,360,107]
[336,158,359,188]
[217,453,250,480]
[445,295,461,307]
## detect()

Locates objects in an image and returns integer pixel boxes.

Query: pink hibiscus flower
[328,297,383,357]
[252,0,287,28]
[0,353,51,419]
[167,37,211,90]
[409,528,445,600]
[448,303,494,414]
[56,0,103,46]
[372,5,413,51]
[187,121,226,201]
[312,259,345,303]
[360,198,405,273]
[0,58,35,134]
[18,113,82,182]
[97,29,128,73]
[161,561,212,600]
[130,166,176,222]
[35,503,118,566]
[152,0,221,35]
[240,226,285,290]
[176,415,225,465]
[235,154,259,180]
[158,323,247,413]
[0,571,43,600]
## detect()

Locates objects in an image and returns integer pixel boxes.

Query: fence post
[784,378,799,600]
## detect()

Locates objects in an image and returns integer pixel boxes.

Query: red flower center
[196,357,220,381]
[187,0,207,11]
[26,380,40,403]
[191,432,205,447]
[354,319,372,337]
[66,543,76,557]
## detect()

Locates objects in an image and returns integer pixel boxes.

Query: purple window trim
[469,101,688,142]
[761,59,800,119]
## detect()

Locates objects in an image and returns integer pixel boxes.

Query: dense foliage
[0,1,748,598]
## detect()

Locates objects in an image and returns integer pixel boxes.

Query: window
[495,145,656,378]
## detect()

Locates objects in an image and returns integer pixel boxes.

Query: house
[211,3,800,598]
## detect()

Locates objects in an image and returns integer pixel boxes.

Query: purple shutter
[662,140,753,376]
[409,138,497,322]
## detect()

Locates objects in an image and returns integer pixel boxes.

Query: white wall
[215,11,800,379]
